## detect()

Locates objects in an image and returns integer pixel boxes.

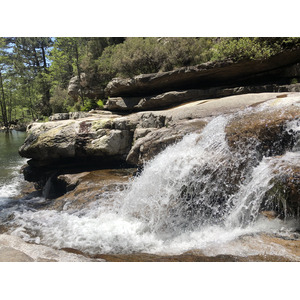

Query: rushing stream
[0,131,27,203]
[1,99,300,260]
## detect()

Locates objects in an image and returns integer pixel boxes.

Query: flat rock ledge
[105,48,300,98]
[0,234,104,262]
[105,83,300,112]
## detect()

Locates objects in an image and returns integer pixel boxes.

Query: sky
[1,1,299,37]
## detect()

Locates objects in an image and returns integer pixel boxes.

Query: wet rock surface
[47,168,135,211]
[263,162,300,218]
[226,104,300,158]
[225,101,300,217]
[0,234,104,262]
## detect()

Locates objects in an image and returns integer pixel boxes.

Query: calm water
[0,130,27,202]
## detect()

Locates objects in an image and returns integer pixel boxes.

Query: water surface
[0,130,27,202]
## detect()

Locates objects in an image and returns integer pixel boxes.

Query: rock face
[105,49,300,97]
[126,119,207,165]
[105,83,300,112]
[20,112,133,162]
[49,111,91,121]
[68,73,104,100]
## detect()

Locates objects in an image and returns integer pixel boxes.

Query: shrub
[97,99,104,109]
[97,37,215,78]
[50,86,75,113]
[80,99,104,111]
[291,78,298,84]
[210,37,300,62]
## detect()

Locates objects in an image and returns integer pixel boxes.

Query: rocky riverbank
[11,52,300,261]
[18,92,300,217]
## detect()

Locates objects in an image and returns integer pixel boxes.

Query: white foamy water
[0,130,27,204]
[0,167,27,201]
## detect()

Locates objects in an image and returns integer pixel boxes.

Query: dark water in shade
[0,130,27,201]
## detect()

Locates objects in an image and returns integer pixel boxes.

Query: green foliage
[49,86,75,113]
[80,99,104,112]
[211,38,276,61]
[96,99,104,109]
[97,37,215,78]
[80,99,97,112]
[210,37,300,62]
[48,38,76,89]
[291,78,298,84]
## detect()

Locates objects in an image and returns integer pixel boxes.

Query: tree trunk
[0,70,9,128]
[75,40,84,106]
[41,43,48,73]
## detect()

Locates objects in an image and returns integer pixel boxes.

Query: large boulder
[20,92,299,167]
[105,49,300,97]
[20,112,132,162]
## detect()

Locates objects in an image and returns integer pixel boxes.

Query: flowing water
[0,131,27,203]
[1,98,300,261]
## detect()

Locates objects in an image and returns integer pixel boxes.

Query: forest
[1,37,300,129]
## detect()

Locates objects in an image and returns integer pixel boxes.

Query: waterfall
[8,101,300,256]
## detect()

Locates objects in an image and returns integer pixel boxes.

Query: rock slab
[105,49,300,97]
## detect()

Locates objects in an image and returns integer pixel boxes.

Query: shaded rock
[49,112,70,121]
[105,48,300,97]
[93,252,294,262]
[137,112,166,128]
[260,211,278,219]
[105,90,203,111]
[57,172,90,192]
[68,73,104,100]
[105,83,300,112]
[262,161,300,218]
[48,168,135,211]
